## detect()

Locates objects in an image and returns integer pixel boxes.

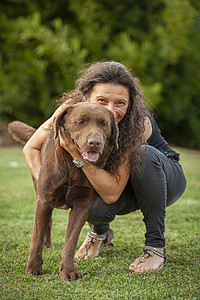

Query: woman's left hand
[58,127,82,160]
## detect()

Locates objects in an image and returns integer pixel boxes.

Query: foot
[75,229,114,260]
[25,259,43,276]
[59,264,82,281]
[44,237,51,249]
[129,246,166,274]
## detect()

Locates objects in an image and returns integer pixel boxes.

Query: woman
[23,61,186,274]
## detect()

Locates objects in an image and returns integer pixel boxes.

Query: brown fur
[8,102,118,281]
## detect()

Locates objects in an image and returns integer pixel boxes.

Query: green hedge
[0,0,199,148]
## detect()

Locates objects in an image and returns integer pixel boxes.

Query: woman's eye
[116,101,126,106]
[97,99,106,103]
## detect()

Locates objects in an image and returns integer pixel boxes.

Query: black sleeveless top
[147,113,180,161]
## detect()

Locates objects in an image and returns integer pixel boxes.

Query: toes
[74,248,86,260]
[84,253,97,259]
[129,258,140,271]
[25,267,43,276]
[74,255,82,261]
[129,257,151,274]
[129,264,137,271]
[132,264,148,274]
[130,255,165,274]
[132,268,143,274]
[60,269,82,281]
[132,261,152,274]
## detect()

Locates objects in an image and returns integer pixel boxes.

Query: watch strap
[72,158,87,168]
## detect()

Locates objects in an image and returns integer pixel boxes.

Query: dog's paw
[59,265,82,281]
[25,262,43,276]
[44,240,51,249]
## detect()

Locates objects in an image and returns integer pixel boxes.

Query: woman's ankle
[88,230,107,242]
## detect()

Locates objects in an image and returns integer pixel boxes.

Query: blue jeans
[88,145,187,247]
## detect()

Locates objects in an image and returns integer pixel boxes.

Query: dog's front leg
[60,204,90,281]
[26,198,53,276]
[44,216,52,248]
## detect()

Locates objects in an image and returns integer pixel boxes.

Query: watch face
[73,159,86,168]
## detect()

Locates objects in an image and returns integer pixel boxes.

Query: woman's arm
[144,116,152,141]
[23,118,53,181]
[82,158,130,204]
[23,102,69,181]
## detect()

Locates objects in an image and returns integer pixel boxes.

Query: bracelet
[72,158,87,168]
[87,231,107,241]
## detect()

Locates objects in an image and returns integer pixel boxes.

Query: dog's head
[54,102,118,165]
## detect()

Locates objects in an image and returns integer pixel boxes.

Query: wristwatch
[72,158,87,168]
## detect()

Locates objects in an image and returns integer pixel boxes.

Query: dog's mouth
[82,151,99,162]
[73,140,101,163]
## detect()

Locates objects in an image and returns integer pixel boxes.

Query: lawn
[0,146,199,299]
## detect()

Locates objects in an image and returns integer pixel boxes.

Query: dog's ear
[109,112,119,150]
[54,106,73,139]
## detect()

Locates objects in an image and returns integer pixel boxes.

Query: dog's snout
[88,138,101,147]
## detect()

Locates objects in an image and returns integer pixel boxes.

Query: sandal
[137,246,167,272]
[84,229,114,257]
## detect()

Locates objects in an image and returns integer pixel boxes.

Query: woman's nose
[107,103,115,113]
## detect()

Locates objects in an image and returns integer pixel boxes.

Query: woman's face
[86,83,129,124]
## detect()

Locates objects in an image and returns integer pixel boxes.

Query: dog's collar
[72,158,87,168]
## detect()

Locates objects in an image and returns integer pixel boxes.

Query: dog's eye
[76,120,84,125]
[101,121,107,126]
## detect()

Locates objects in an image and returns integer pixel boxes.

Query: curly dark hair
[57,61,148,175]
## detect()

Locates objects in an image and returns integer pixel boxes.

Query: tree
[0,0,199,147]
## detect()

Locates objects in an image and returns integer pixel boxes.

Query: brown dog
[8,102,118,281]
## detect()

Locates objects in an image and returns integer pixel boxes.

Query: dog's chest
[53,184,95,210]
[40,145,98,209]
[52,168,96,209]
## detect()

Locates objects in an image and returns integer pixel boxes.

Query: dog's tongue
[82,152,99,162]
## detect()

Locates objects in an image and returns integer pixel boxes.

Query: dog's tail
[8,121,36,145]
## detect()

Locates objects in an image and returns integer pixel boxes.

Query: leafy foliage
[0,0,200,147]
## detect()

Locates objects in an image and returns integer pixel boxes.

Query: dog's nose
[88,138,101,147]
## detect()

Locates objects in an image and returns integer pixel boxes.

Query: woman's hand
[58,127,83,161]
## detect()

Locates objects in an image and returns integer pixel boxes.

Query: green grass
[0,146,199,300]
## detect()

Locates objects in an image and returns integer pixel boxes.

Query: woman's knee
[87,196,118,224]
[167,163,187,206]
[133,145,162,178]
[140,145,161,164]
